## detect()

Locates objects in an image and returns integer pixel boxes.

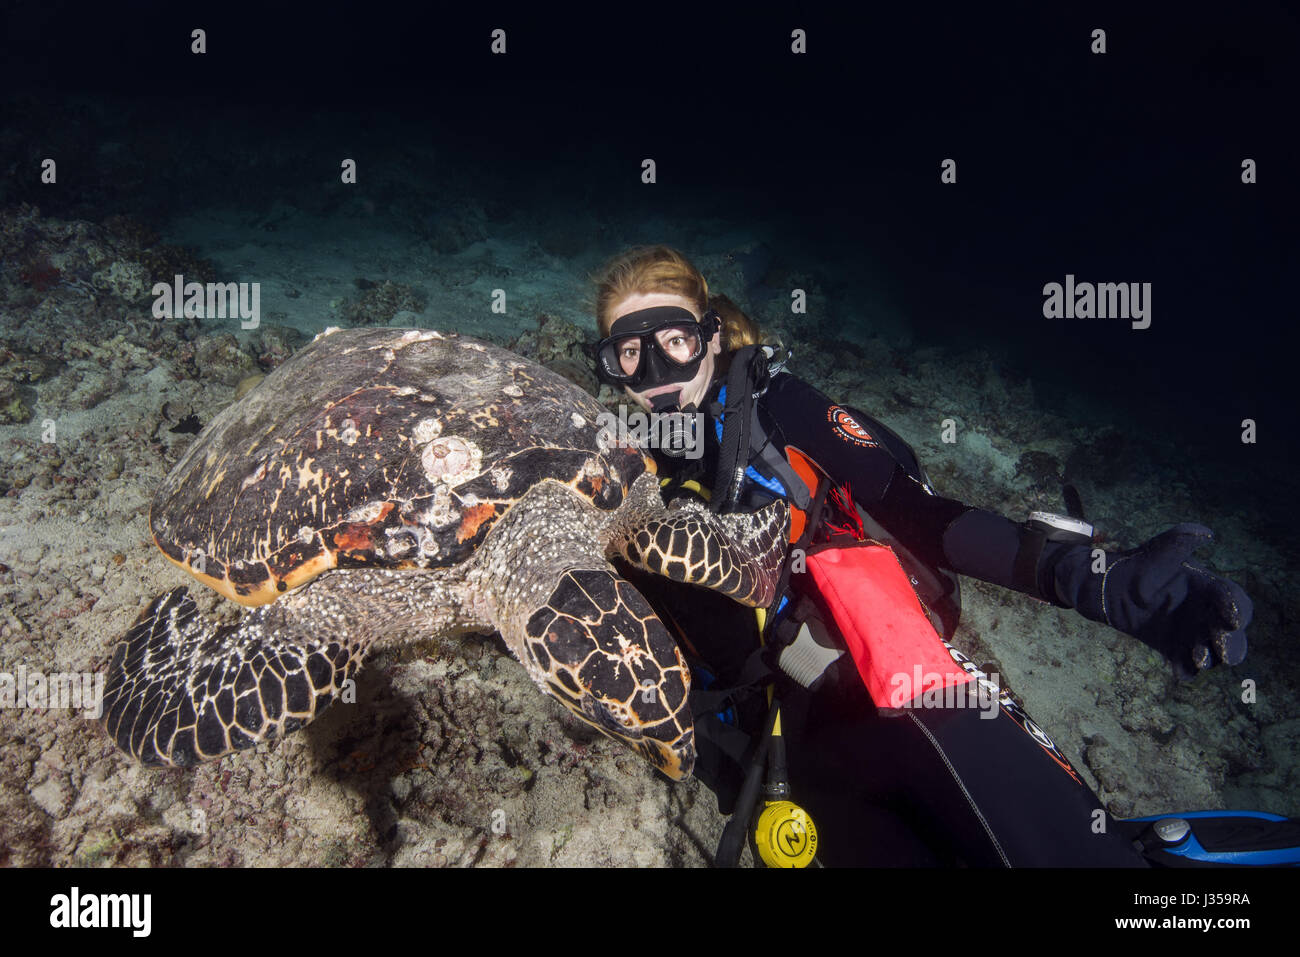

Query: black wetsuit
[628,372,1148,867]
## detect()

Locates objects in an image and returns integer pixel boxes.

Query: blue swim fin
[1118,810,1300,866]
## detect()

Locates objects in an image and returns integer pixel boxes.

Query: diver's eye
[618,345,640,375]
[655,326,700,363]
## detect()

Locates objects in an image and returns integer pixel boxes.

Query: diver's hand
[1049,523,1252,680]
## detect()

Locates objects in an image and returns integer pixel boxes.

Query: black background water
[3,2,1296,492]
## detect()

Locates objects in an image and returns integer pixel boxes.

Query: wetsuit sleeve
[763,374,1048,599]
[871,462,1040,593]
[879,469,1044,595]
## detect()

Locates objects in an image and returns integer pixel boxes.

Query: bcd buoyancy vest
[778,445,975,710]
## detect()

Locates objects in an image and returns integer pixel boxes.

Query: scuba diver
[586,245,1288,868]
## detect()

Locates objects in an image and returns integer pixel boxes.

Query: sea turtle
[102,327,787,780]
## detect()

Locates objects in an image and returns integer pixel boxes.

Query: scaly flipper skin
[522,569,693,779]
[616,496,789,608]
[101,587,369,767]
[101,567,478,767]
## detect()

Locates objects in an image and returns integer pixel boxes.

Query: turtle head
[524,569,696,780]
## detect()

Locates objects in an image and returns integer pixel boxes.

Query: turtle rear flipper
[102,586,369,767]
[617,498,789,607]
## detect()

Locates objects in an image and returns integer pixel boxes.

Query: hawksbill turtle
[101,327,787,780]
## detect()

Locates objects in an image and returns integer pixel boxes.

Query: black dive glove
[1045,523,1252,679]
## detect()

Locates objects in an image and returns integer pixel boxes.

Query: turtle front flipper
[616,496,789,608]
[102,585,370,767]
[518,568,694,780]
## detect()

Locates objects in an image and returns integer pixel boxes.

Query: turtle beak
[576,696,696,780]
[636,729,695,781]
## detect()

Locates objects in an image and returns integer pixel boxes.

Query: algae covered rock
[250,323,305,370]
[194,333,257,385]
[343,279,425,326]
[91,259,153,303]
[0,379,31,424]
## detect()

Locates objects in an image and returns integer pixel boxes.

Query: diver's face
[607,292,721,412]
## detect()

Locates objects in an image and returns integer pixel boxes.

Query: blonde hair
[592,246,762,367]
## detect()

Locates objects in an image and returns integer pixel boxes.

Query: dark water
[5,4,1292,464]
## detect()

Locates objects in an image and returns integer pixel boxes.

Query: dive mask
[595,306,720,388]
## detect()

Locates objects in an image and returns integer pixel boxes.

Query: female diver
[588,245,1254,866]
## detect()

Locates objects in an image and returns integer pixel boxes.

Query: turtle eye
[583,696,639,738]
